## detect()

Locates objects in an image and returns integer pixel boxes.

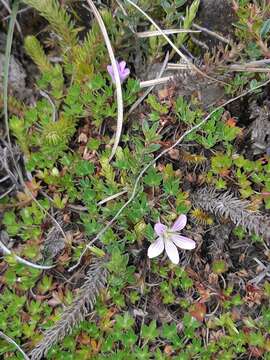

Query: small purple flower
[107,60,130,84]
[147,214,196,265]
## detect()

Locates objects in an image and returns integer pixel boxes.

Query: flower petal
[123,67,130,75]
[119,60,126,72]
[171,214,187,232]
[147,237,164,259]
[165,239,179,264]
[154,223,167,236]
[171,234,196,250]
[121,68,130,78]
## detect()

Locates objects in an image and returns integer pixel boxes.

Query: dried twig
[140,75,174,88]
[0,0,22,36]
[225,65,270,73]
[249,258,270,285]
[190,20,232,45]
[0,184,15,199]
[167,62,191,70]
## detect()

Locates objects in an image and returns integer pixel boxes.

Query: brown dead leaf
[189,302,206,322]
[226,117,237,127]
[158,88,170,100]
[239,253,246,263]
[77,332,91,345]
[195,284,212,302]
[249,346,264,358]
[168,148,180,160]
[208,273,219,286]
[220,169,231,177]
[164,345,174,355]
[78,133,88,143]
[244,284,263,306]
[209,329,225,342]
[231,307,241,321]
[25,179,41,194]
[175,169,182,178]
[91,339,101,353]
[58,252,72,264]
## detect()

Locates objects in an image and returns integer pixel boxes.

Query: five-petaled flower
[147,215,196,264]
[107,60,130,84]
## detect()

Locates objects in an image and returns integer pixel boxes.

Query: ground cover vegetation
[0,0,270,359]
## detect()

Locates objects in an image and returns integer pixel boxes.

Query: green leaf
[75,160,95,176]
[122,329,137,347]
[146,95,168,114]
[260,19,270,38]
[141,320,158,341]
[162,323,178,341]
[211,154,232,174]
[144,167,162,187]
[249,331,265,347]
[115,312,134,330]
[87,138,101,151]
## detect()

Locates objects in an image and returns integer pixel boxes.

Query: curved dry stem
[0,330,30,360]
[0,238,54,270]
[85,0,124,162]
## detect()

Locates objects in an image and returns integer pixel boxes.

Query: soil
[197,0,236,48]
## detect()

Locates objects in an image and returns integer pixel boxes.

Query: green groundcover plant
[0,1,270,359]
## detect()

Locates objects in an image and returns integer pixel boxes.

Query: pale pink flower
[147,215,196,265]
[107,60,130,84]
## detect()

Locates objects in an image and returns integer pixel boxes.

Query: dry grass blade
[226,59,270,72]
[124,0,226,85]
[129,51,169,113]
[28,261,107,360]
[140,76,173,88]
[190,20,232,45]
[226,65,270,73]
[85,0,123,162]
[0,231,54,270]
[136,29,200,38]
[0,331,30,360]
[1,1,57,270]
[167,62,191,70]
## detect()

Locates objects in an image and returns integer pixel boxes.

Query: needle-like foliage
[29,261,107,360]
[192,187,270,239]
